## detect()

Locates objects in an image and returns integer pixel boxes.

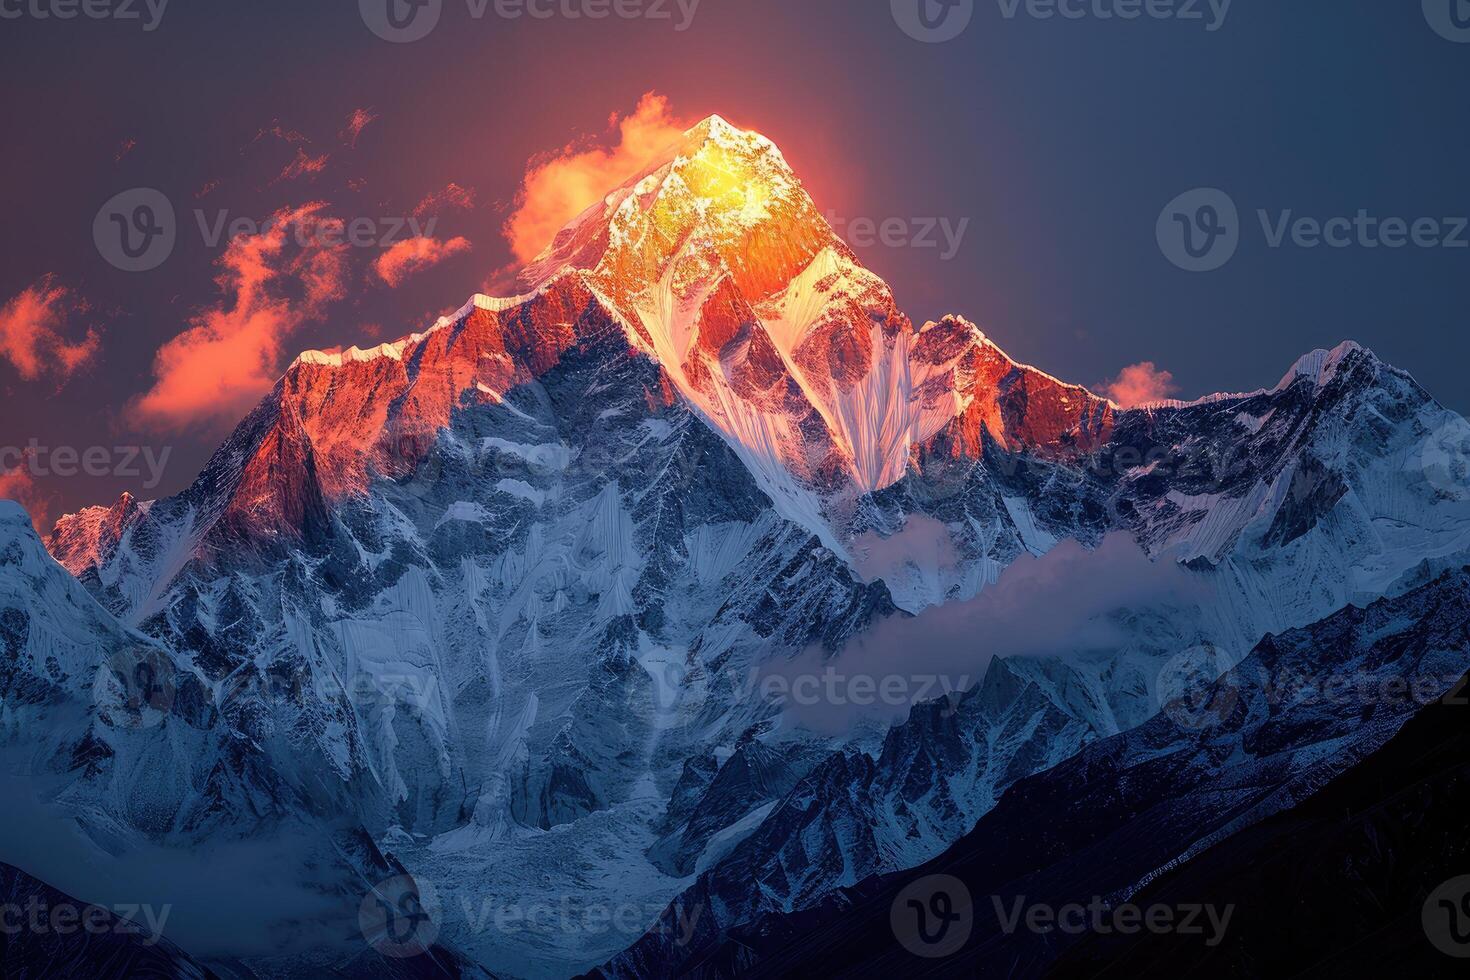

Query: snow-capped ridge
[292,282,575,369]
[1129,340,1380,412]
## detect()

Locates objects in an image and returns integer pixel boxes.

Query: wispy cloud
[374,235,472,287]
[340,107,379,148]
[769,534,1206,732]
[271,148,330,185]
[413,182,475,218]
[248,121,309,148]
[131,204,348,431]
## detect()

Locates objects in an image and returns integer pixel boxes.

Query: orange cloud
[374,236,472,287]
[503,92,694,263]
[413,183,476,218]
[0,278,101,384]
[1104,361,1180,408]
[132,204,348,431]
[0,456,54,533]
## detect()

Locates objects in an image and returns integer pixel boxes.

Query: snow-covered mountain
[611,566,1470,978]
[8,115,1470,977]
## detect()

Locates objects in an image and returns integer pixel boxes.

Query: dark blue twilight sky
[1,0,1466,521]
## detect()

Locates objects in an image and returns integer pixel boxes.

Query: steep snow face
[0,503,460,974]
[512,116,1115,521]
[604,569,1470,979]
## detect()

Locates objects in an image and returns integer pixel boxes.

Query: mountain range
[2,115,1468,977]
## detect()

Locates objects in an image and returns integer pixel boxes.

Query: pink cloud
[503,92,693,263]
[340,108,379,148]
[131,204,348,431]
[248,121,309,147]
[272,148,330,185]
[374,236,472,287]
[413,183,476,219]
[0,455,54,533]
[0,278,101,384]
[1104,361,1180,408]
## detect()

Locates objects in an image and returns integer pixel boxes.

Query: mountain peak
[1276,339,1373,392]
[683,113,742,143]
